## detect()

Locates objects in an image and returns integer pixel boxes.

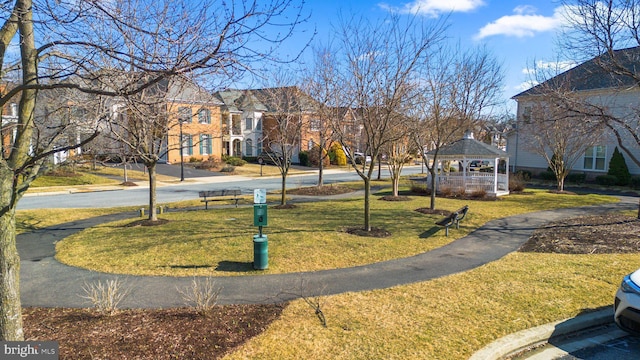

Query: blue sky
[293,0,577,114]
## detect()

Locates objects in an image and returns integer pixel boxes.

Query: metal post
[179,120,184,181]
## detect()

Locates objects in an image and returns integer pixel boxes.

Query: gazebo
[425,132,510,197]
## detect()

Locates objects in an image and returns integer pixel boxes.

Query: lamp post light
[179,119,184,182]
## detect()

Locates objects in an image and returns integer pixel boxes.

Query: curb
[469,308,613,360]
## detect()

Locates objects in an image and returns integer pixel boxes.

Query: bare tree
[332,14,446,232]
[303,45,342,187]
[255,83,312,206]
[0,0,307,340]
[411,45,503,209]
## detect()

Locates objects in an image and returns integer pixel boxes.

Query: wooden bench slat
[199,189,241,209]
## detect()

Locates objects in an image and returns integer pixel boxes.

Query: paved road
[18,165,426,209]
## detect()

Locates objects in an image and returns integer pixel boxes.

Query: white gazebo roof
[426,132,508,160]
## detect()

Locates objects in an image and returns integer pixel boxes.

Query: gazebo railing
[428,172,509,194]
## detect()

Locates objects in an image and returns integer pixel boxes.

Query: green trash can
[253,234,268,270]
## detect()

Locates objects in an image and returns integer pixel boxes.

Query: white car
[614,268,640,334]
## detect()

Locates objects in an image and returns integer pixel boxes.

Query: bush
[243,156,258,164]
[410,181,430,194]
[299,151,309,166]
[81,278,129,315]
[307,145,330,167]
[224,156,246,166]
[189,157,199,163]
[509,172,527,192]
[566,173,586,184]
[195,158,220,169]
[608,147,632,186]
[595,174,618,186]
[220,165,235,172]
[469,188,487,199]
[515,170,532,181]
[330,143,347,166]
[630,176,640,189]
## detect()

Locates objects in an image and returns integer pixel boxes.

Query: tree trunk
[317,148,324,187]
[147,162,158,221]
[281,172,287,205]
[0,208,23,341]
[429,168,437,210]
[363,177,371,231]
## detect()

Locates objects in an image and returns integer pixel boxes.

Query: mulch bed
[287,185,353,196]
[343,226,392,238]
[520,214,640,254]
[24,304,285,360]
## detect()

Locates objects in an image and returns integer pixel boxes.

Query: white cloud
[522,60,578,75]
[380,0,486,17]
[475,6,568,39]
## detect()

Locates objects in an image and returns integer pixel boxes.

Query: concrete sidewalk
[18,196,638,310]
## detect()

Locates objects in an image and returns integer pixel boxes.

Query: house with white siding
[508,47,640,179]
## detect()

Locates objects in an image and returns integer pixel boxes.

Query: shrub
[243,156,258,164]
[410,181,430,194]
[509,172,527,192]
[195,158,220,169]
[566,173,586,184]
[469,188,487,199]
[224,156,246,166]
[608,147,632,186]
[220,165,235,172]
[330,143,347,166]
[307,145,330,167]
[630,176,640,189]
[438,185,453,198]
[81,278,129,315]
[595,174,618,186]
[299,151,309,166]
[177,277,222,316]
[515,170,532,181]
[189,157,199,163]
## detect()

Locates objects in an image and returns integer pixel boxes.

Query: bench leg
[445,225,449,236]
[234,198,239,208]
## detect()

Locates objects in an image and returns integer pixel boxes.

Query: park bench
[435,205,469,236]
[199,190,242,209]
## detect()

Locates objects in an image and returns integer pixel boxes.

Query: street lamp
[179,119,184,181]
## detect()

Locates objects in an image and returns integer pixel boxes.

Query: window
[178,107,192,123]
[310,119,321,131]
[10,103,18,117]
[308,139,314,150]
[583,146,606,170]
[198,109,211,124]
[199,134,212,156]
[522,106,531,123]
[245,117,253,131]
[245,139,253,156]
[256,117,262,130]
[182,135,193,156]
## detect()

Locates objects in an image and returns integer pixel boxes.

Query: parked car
[469,160,492,171]
[353,152,372,164]
[614,268,640,334]
[257,152,290,166]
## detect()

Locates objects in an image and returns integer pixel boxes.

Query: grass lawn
[224,251,638,359]
[55,189,617,277]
